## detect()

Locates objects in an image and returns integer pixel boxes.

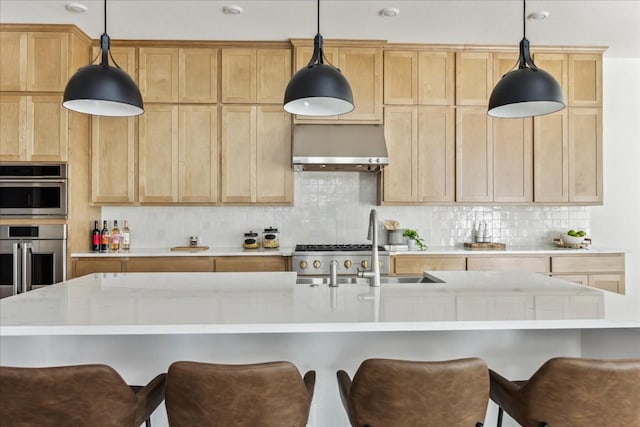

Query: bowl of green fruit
[562,229,587,245]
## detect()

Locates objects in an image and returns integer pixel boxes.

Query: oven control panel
[293,254,390,276]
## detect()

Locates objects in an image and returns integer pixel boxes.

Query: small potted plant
[402,229,427,251]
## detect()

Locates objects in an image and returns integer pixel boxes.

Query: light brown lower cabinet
[214,256,289,272]
[127,257,214,272]
[392,256,466,275]
[466,256,549,274]
[551,254,625,293]
[72,258,125,278]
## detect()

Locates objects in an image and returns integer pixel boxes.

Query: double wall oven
[0,224,67,299]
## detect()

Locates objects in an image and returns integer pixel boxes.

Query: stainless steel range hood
[292,124,388,172]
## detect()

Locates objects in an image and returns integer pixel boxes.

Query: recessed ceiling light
[379,7,400,18]
[65,3,88,13]
[527,11,549,20]
[223,5,243,16]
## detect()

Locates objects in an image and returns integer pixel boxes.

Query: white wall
[591,58,640,301]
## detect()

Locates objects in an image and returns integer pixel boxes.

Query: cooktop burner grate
[294,244,385,252]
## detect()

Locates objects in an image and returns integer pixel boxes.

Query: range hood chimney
[292,124,389,172]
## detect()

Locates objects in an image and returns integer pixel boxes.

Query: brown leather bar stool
[337,357,489,427]
[165,360,315,427]
[489,357,640,427]
[0,364,166,427]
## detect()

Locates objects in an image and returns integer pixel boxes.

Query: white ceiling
[1,1,639,58]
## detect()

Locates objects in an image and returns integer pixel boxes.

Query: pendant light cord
[317,0,320,35]
[522,0,526,39]
[104,0,107,34]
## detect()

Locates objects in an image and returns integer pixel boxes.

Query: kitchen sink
[296,273,444,286]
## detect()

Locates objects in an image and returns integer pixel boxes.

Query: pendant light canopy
[63,0,143,117]
[488,0,564,118]
[283,0,354,116]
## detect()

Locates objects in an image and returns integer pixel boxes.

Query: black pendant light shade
[283,1,354,116]
[487,1,565,118]
[63,1,143,117]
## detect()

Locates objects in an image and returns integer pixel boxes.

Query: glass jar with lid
[243,231,260,249]
[262,227,280,249]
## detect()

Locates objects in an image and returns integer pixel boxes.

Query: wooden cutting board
[170,246,209,252]
[463,242,507,250]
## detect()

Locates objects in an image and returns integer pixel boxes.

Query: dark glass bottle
[92,220,100,252]
[100,220,109,252]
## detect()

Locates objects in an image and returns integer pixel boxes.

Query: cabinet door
[568,108,602,203]
[127,257,213,272]
[456,52,493,105]
[569,54,602,106]
[0,31,27,91]
[215,256,288,272]
[293,46,339,121]
[467,256,549,273]
[139,104,179,203]
[418,51,455,105]
[92,46,136,81]
[383,50,417,104]
[533,53,568,100]
[456,107,493,202]
[492,117,532,203]
[256,48,291,104]
[179,105,218,203]
[221,106,256,203]
[382,107,417,203]
[73,258,124,277]
[339,47,383,122]
[27,95,68,161]
[221,49,257,103]
[552,274,589,285]
[179,48,218,103]
[139,47,179,103]
[0,95,26,161]
[417,106,455,203]
[91,116,136,204]
[256,106,292,203]
[533,110,569,202]
[588,274,623,293]
[27,32,68,91]
[393,256,466,275]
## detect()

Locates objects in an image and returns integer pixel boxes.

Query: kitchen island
[2,271,639,426]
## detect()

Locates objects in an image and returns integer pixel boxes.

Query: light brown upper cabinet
[456,51,493,105]
[178,105,218,203]
[221,48,291,104]
[291,40,384,123]
[455,107,493,202]
[533,110,569,203]
[179,48,218,103]
[221,106,292,204]
[139,47,179,103]
[568,54,602,106]
[384,50,455,105]
[138,104,179,203]
[0,95,67,162]
[492,117,532,203]
[568,107,602,203]
[1,27,90,92]
[532,53,569,98]
[381,106,454,204]
[91,116,136,204]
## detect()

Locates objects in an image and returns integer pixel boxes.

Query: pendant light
[63,0,143,117]
[283,0,354,116]
[488,0,564,118]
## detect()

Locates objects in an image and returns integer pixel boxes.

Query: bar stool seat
[0,364,166,427]
[165,360,315,427]
[337,357,489,427]
[489,357,640,427]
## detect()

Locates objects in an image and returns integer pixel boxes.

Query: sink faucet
[358,209,381,287]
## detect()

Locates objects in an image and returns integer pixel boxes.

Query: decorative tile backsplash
[103,172,590,248]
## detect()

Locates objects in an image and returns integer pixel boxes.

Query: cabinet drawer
[588,274,624,293]
[551,255,624,273]
[551,274,589,285]
[467,256,549,273]
[215,256,288,272]
[73,258,124,278]
[127,257,213,272]
[393,256,466,275]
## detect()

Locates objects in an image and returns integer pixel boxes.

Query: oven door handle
[21,242,31,293]
[12,243,20,296]
[0,179,67,184]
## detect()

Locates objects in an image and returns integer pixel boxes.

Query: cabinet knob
[313,260,321,269]
[299,260,308,270]
[361,260,369,269]
[344,260,352,269]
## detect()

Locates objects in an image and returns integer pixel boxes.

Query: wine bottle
[121,220,130,251]
[100,220,109,252]
[91,220,100,252]
[110,220,120,252]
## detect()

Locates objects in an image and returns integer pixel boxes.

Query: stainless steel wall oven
[0,224,67,299]
[0,163,68,218]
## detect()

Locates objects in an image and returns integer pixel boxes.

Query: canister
[262,227,280,248]
[243,231,260,249]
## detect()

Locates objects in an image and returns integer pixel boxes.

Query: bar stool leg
[145,419,151,427]
[496,406,504,427]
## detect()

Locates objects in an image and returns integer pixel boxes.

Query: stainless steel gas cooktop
[293,244,389,276]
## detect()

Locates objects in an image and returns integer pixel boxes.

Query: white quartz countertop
[1,271,638,336]
[70,245,624,257]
